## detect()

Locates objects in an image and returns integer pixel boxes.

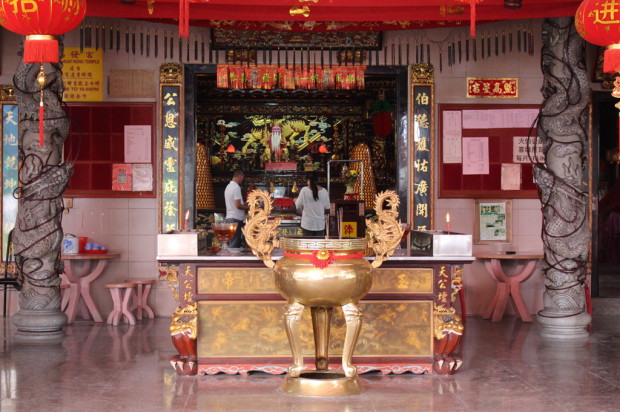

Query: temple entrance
[592,91,620,298]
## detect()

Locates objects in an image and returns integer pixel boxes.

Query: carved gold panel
[197,300,432,358]
[371,268,434,293]
[197,268,276,294]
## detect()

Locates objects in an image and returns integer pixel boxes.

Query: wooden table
[61,253,120,324]
[475,253,543,323]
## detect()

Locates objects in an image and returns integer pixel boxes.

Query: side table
[61,253,121,323]
[475,253,543,322]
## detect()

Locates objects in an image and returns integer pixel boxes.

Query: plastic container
[78,237,88,253]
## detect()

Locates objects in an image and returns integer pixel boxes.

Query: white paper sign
[462,137,489,175]
[443,111,462,163]
[513,136,545,163]
[501,163,521,190]
[124,125,151,163]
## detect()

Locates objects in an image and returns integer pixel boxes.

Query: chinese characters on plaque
[160,86,181,233]
[413,86,432,231]
[466,78,518,98]
[61,48,103,102]
[2,104,18,258]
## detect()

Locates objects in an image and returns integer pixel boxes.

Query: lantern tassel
[24,35,59,63]
[39,100,44,147]
[604,46,620,74]
[470,0,476,38]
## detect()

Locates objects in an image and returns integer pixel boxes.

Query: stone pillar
[11,38,73,343]
[535,18,591,340]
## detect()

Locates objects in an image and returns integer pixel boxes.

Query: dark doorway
[591,91,620,297]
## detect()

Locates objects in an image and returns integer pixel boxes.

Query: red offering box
[84,249,108,254]
[275,197,295,207]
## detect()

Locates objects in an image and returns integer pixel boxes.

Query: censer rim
[278,237,368,251]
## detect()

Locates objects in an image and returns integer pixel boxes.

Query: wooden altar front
[158,252,472,377]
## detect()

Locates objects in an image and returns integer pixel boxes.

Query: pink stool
[60,283,70,312]
[105,282,137,326]
[125,279,155,320]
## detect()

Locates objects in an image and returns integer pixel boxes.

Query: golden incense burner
[243,190,403,396]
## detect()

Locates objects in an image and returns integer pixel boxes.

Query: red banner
[217,64,366,90]
[466,78,518,98]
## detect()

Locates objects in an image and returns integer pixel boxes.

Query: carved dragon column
[535,18,591,339]
[11,38,73,343]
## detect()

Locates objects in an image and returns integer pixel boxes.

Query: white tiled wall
[1,18,590,318]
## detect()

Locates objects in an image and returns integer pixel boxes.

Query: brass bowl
[275,237,371,307]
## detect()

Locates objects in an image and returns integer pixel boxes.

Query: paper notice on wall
[443,110,462,163]
[462,109,539,129]
[462,137,489,175]
[124,125,151,163]
[513,136,545,163]
[132,164,153,191]
[501,163,521,190]
[112,164,132,191]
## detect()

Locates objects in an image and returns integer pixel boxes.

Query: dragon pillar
[11,38,73,343]
[535,18,591,339]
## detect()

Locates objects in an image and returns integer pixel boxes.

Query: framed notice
[473,199,512,244]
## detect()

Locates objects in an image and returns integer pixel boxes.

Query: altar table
[475,253,543,322]
[61,253,120,324]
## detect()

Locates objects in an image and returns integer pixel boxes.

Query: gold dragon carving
[242,189,281,268]
[366,190,405,268]
[170,303,198,339]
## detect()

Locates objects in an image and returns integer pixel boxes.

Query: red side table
[475,253,543,322]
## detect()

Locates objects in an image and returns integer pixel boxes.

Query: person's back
[295,173,330,237]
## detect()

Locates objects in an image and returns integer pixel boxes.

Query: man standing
[224,170,249,248]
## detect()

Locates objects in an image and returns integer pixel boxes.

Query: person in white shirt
[224,170,249,248]
[294,172,331,237]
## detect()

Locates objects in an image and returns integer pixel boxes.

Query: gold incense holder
[243,190,403,396]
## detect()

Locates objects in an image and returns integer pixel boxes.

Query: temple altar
[158,251,473,376]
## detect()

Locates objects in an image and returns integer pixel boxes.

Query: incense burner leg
[284,302,305,377]
[341,303,363,378]
[311,306,333,370]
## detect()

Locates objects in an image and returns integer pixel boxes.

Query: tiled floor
[1,315,620,411]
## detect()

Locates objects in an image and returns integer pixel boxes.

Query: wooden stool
[105,282,137,326]
[125,279,156,320]
[60,283,70,312]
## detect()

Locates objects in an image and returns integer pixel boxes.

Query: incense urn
[243,190,403,396]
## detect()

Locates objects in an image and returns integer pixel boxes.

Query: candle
[446,212,450,234]
[184,209,190,231]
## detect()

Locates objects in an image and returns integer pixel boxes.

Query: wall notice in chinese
[513,136,545,163]
[61,48,103,102]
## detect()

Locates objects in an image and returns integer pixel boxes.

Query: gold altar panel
[198,267,433,295]
[197,268,277,294]
[198,300,432,358]
[371,268,434,293]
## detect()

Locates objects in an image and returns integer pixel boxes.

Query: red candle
[446,212,450,234]
[184,210,190,231]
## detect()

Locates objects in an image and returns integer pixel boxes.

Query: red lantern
[576,0,620,152]
[0,0,86,63]
[226,144,236,154]
[373,111,392,138]
[319,144,327,154]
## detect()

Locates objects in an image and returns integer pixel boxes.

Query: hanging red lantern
[576,0,620,152]
[456,0,484,38]
[318,144,327,154]
[226,144,236,154]
[0,0,87,63]
[575,0,620,73]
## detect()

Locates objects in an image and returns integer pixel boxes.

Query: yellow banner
[61,48,103,102]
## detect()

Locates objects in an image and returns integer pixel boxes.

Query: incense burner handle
[366,190,404,269]
[242,189,280,268]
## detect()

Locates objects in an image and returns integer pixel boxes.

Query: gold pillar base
[279,371,364,396]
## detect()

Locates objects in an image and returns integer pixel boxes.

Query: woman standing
[295,172,331,237]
